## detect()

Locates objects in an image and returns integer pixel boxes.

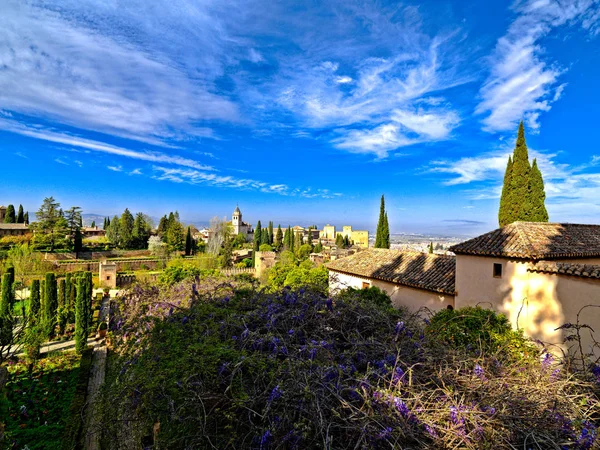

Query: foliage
[426,306,537,361]
[44,272,58,337]
[375,194,390,248]
[4,204,16,223]
[160,257,221,285]
[336,286,393,310]
[498,122,549,226]
[99,279,599,449]
[296,243,313,260]
[63,348,94,450]
[4,352,82,450]
[74,277,88,354]
[1,272,13,317]
[31,197,69,251]
[259,244,273,252]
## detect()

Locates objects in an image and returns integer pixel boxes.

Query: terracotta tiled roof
[0,224,29,230]
[449,222,600,260]
[325,248,456,295]
[527,261,600,279]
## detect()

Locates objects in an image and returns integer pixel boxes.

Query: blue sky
[2,0,600,235]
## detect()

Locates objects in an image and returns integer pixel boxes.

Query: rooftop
[325,248,456,295]
[450,222,600,261]
[528,261,600,280]
[0,223,29,230]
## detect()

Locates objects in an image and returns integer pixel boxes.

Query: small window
[362,281,371,289]
[106,276,111,281]
[493,263,502,278]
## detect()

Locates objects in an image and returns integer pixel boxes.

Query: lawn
[4,351,81,450]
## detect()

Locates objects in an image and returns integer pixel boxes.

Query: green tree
[29,279,41,320]
[498,156,513,227]
[259,243,273,252]
[275,225,283,250]
[3,205,15,223]
[44,273,57,337]
[91,220,96,228]
[74,277,87,354]
[261,228,269,246]
[375,195,390,249]
[107,215,121,245]
[314,239,323,253]
[335,233,344,248]
[254,221,262,254]
[119,208,135,248]
[282,227,290,251]
[157,215,168,238]
[0,273,13,317]
[429,242,434,254]
[185,227,193,256]
[16,205,24,223]
[268,221,274,245]
[32,197,67,251]
[132,212,151,249]
[57,279,68,335]
[529,159,549,222]
[166,220,185,252]
[23,211,29,225]
[307,227,313,247]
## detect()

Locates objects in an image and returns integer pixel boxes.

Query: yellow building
[321,224,336,240]
[351,230,369,248]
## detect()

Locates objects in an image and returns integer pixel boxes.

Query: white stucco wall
[455,255,600,354]
[329,270,454,312]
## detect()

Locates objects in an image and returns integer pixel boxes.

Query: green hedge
[62,348,94,450]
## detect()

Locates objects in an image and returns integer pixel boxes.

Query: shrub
[426,306,537,360]
[336,286,393,309]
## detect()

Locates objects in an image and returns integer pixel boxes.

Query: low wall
[44,250,152,261]
[55,258,160,273]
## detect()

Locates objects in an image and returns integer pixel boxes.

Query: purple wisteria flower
[474,364,485,379]
[268,385,283,404]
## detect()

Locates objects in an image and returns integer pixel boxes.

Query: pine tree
[529,159,549,222]
[44,272,58,337]
[498,156,513,227]
[119,208,135,248]
[4,205,15,223]
[74,277,87,354]
[185,227,193,256]
[30,279,41,319]
[268,221,274,245]
[16,205,24,223]
[132,213,150,249]
[375,195,390,248]
[429,242,434,254]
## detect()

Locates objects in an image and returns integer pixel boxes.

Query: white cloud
[248,48,265,63]
[0,117,215,171]
[107,165,123,172]
[477,0,600,132]
[335,76,353,84]
[130,168,143,175]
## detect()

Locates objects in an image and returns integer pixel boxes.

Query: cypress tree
[268,221,274,245]
[429,242,434,254]
[185,227,193,256]
[74,277,87,354]
[262,228,269,246]
[30,279,41,319]
[307,227,313,247]
[254,221,262,253]
[1,273,13,317]
[91,220,95,228]
[335,233,344,247]
[498,156,513,227]
[24,212,29,225]
[509,121,532,222]
[6,267,14,289]
[58,279,67,335]
[283,227,290,250]
[375,195,390,248]
[4,205,16,223]
[16,205,24,223]
[529,159,549,222]
[294,230,302,251]
[40,279,45,316]
[275,225,283,249]
[44,273,58,337]
[289,227,295,252]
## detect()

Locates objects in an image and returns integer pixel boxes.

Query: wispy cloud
[152,166,342,198]
[107,165,123,172]
[0,117,215,171]
[129,168,143,175]
[477,0,600,132]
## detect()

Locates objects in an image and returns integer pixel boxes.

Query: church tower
[232,205,242,235]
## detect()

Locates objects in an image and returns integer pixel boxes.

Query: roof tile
[528,261,600,280]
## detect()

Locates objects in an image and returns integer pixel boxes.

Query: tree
[91,220,95,228]
[297,244,313,260]
[65,206,83,252]
[103,216,110,230]
[157,215,168,238]
[283,227,290,251]
[185,227,193,256]
[74,277,87,354]
[44,272,58,337]
[132,212,151,249]
[3,205,15,223]
[268,221,274,245]
[429,242,434,254]
[0,273,13,317]
[57,279,68,335]
[498,122,549,226]
[254,221,262,255]
[119,208,135,248]
[261,228,269,246]
[529,159,549,222]
[259,244,273,252]
[375,195,390,249]
[275,225,283,250]
[335,233,344,248]
[314,239,323,253]
[31,197,66,251]
[29,279,41,319]
[16,205,24,223]
[498,156,513,227]
[166,220,185,252]
[307,227,313,247]
[107,215,121,245]
[23,212,29,225]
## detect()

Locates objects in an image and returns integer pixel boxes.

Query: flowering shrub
[99,279,599,449]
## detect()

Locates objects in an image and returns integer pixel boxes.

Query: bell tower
[232,205,242,235]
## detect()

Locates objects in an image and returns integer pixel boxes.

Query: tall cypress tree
[16,205,24,223]
[44,273,58,337]
[24,212,29,225]
[30,279,41,320]
[58,279,67,335]
[375,195,389,249]
[275,225,283,249]
[498,156,513,227]
[283,227,290,250]
[1,273,13,317]
[74,277,87,354]
[429,242,434,254]
[307,227,313,247]
[268,221,274,245]
[254,221,262,253]
[529,159,549,222]
[185,227,193,256]
[4,205,15,223]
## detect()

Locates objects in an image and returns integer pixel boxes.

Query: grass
[4,351,82,450]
